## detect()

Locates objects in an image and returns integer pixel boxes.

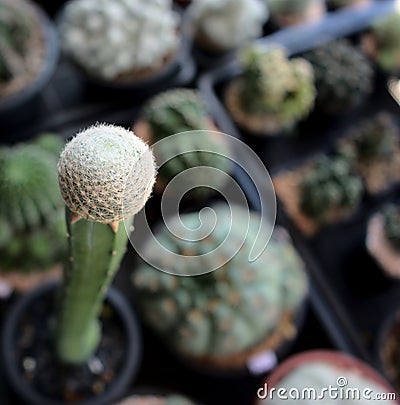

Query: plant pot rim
[258,349,396,404]
[0,1,59,114]
[2,281,142,405]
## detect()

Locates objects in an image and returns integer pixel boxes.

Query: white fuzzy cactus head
[58,124,156,224]
[60,0,179,80]
[190,0,268,50]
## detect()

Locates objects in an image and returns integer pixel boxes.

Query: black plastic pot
[0,2,59,130]
[2,281,142,405]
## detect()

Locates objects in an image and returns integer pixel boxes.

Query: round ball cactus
[300,155,363,222]
[0,0,44,98]
[0,134,66,271]
[58,124,156,224]
[226,45,316,135]
[132,203,308,368]
[304,40,374,114]
[142,88,232,199]
[369,12,400,72]
[189,0,269,51]
[59,0,179,80]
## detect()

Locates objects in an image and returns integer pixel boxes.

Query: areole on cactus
[56,124,156,364]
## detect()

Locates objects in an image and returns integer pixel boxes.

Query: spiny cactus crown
[382,204,400,253]
[189,0,269,49]
[144,88,232,199]
[0,0,33,82]
[133,203,307,358]
[58,124,156,223]
[144,88,211,141]
[304,39,373,113]
[239,46,315,130]
[268,0,316,15]
[341,113,398,162]
[60,0,179,80]
[300,154,363,222]
[371,12,400,72]
[0,134,66,271]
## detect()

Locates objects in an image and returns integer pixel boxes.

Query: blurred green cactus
[341,113,398,163]
[144,88,232,199]
[304,40,373,113]
[0,134,66,272]
[235,46,315,134]
[132,203,307,361]
[382,204,400,252]
[370,12,400,72]
[300,155,363,222]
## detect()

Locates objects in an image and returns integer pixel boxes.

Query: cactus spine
[56,124,156,364]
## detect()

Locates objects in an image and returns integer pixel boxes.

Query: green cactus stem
[56,124,156,364]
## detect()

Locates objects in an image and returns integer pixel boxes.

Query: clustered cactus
[0,134,65,272]
[304,40,374,114]
[189,0,269,51]
[369,12,400,72]
[226,46,315,135]
[143,88,232,199]
[133,203,308,367]
[59,0,179,81]
[0,0,44,98]
[382,204,400,253]
[300,155,363,222]
[340,113,398,163]
[56,124,156,364]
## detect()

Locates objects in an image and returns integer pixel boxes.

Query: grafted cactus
[226,46,315,135]
[132,203,307,367]
[189,0,269,51]
[142,88,231,199]
[304,40,373,113]
[59,0,179,81]
[0,134,65,272]
[56,124,156,364]
[300,155,363,222]
[341,113,398,163]
[0,0,44,98]
[369,12,400,72]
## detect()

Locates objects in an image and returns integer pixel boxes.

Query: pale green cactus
[56,124,156,364]
[132,203,308,362]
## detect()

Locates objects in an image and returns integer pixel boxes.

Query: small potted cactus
[133,88,232,200]
[303,39,374,115]
[59,0,182,92]
[267,0,326,28]
[337,112,400,195]
[273,154,363,236]
[0,0,58,126]
[256,350,397,404]
[362,11,400,74]
[224,45,316,137]
[132,203,308,373]
[187,0,269,55]
[366,203,400,280]
[2,124,157,405]
[0,134,66,294]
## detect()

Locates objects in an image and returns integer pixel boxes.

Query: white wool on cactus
[189,0,269,50]
[58,124,156,223]
[60,0,179,79]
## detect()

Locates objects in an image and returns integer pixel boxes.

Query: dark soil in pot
[2,282,141,405]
